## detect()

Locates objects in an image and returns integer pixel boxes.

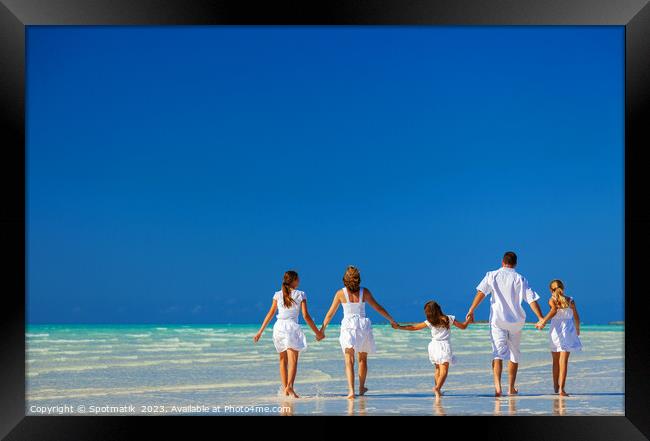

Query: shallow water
[26,324,623,415]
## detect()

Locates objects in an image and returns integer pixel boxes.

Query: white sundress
[339,287,376,354]
[425,315,457,365]
[549,297,582,353]
[272,289,308,353]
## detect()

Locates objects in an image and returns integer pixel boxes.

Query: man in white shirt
[465,251,545,397]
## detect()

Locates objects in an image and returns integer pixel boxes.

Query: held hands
[535,319,546,330]
[316,326,327,341]
[390,320,399,329]
[465,311,475,324]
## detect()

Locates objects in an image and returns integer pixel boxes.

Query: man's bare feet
[554,385,559,394]
[359,386,368,396]
[347,391,355,400]
[494,385,502,397]
[508,387,519,395]
[285,387,299,398]
[433,387,442,398]
[559,390,569,397]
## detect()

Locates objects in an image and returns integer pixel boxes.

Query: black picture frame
[1,0,648,439]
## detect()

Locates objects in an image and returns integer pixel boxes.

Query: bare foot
[285,387,300,398]
[494,386,502,397]
[559,390,569,397]
[347,391,355,400]
[554,385,559,394]
[508,387,519,395]
[433,387,442,398]
[359,386,368,396]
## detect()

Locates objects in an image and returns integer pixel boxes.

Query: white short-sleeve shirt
[425,315,455,341]
[274,289,305,321]
[476,267,540,331]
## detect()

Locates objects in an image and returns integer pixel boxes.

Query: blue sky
[27,26,624,325]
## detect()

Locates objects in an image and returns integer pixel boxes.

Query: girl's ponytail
[550,279,570,309]
[281,271,299,308]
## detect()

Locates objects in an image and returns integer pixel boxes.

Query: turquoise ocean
[26,323,623,416]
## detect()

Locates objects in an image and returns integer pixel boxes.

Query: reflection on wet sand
[552,395,566,416]
[493,396,517,415]
[433,396,446,416]
[280,399,294,416]
[347,396,368,415]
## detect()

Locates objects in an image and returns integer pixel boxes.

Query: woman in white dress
[320,265,398,399]
[396,300,470,397]
[254,270,323,398]
[535,279,582,396]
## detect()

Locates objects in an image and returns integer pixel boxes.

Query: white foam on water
[29,354,250,376]
[47,339,110,344]
[194,352,238,357]
[136,341,211,348]
[45,355,140,363]
[30,364,114,374]
[46,350,114,356]
[137,347,204,353]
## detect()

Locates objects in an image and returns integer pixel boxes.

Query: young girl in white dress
[535,279,582,396]
[253,270,323,398]
[320,265,399,399]
[397,300,471,398]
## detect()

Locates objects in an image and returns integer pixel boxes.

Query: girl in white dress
[397,301,471,398]
[535,279,582,396]
[320,265,399,399]
[253,270,323,398]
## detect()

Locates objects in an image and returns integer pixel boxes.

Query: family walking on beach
[253,251,582,400]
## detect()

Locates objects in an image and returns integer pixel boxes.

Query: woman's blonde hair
[550,279,570,309]
[343,265,361,293]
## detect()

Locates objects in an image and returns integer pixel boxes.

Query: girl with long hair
[253,270,323,398]
[396,300,471,397]
[535,279,582,396]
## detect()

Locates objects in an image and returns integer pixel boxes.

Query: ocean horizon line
[26,321,624,327]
